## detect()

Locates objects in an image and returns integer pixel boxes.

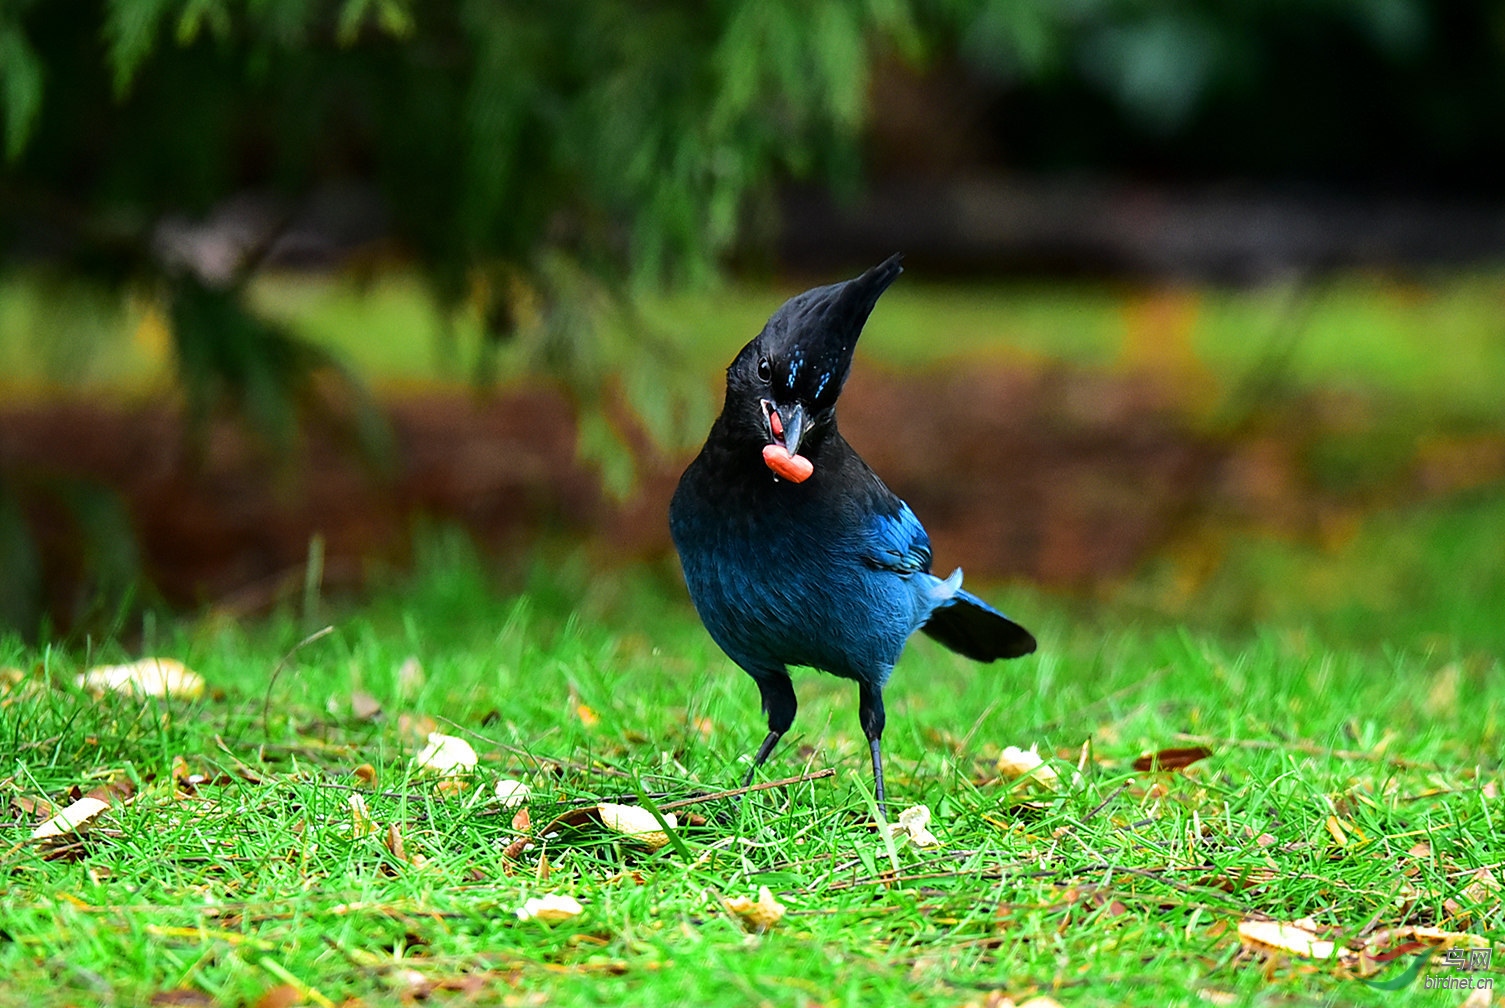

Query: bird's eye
[756,357,772,383]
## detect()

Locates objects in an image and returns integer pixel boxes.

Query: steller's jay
[669,254,1036,811]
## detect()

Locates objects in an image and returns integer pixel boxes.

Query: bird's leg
[743,672,796,787]
[744,731,783,787]
[858,682,888,817]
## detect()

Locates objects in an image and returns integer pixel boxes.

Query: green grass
[3,534,1501,1007]
[3,267,1503,1004]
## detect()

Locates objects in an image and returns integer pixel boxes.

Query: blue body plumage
[669,254,1036,809]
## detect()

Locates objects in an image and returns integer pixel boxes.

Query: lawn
[2,530,1500,1007]
[2,267,1503,1004]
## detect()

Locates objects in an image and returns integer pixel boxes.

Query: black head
[717,254,903,473]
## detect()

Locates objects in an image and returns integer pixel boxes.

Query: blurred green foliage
[2,0,1503,639]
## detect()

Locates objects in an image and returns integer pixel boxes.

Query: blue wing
[861,500,1038,662]
[860,501,932,575]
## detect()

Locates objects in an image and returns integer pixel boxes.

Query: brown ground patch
[3,362,1500,629]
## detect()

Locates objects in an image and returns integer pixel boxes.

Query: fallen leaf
[11,795,55,820]
[515,894,584,923]
[0,666,47,700]
[77,658,204,699]
[251,984,302,1008]
[722,885,785,932]
[349,691,383,720]
[149,989,215,1006]
[1133,745,1213,772]
[351,763,378,786]
[384,823,428,868]
[395,655,426,698]
[890,804,939,847]
[413,732,478,775]
[348,794,378,838]
[495,779,531,808]
[996,744,1064,792]
[576,704,600,728]
[958,994,1015,1008]
[31,796,111,840]
[1237,919,1335,959]
[598,802,676,851]
[1424,662,1461,717]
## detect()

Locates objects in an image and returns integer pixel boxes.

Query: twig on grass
[260,625,335,735]
[655,768,837,811]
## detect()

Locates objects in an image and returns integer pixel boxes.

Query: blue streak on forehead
[815,372,832,398]
[786,353,802,389]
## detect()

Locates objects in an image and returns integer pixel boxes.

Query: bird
[669,253,1036,811]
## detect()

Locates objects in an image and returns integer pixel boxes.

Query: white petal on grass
[598,802,676,850]
[722,885,785,932]
[516,894,584,923]
[890,804,939,847]
[413,732,478,775]
[494,779,530,808]
[31,796,111,840]
[77,658,205,699]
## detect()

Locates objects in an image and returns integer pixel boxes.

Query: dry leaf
[352,763,378,786]
[1237,919,1335,959]
[1133,745,1213,772]
[413,732,478,775]
[384,823,428,868]
[78,658,205,699]
[251,984,302,1008]
[958,995,1016,1008]
[1,666,46,700]
[348,793,378,838]
[890,804,939,847]
[31,795,111,840]
[11,795,55,820]
[495,779,531,808]
[723,885,785,932]
[576,704,600,728]
[349,691,382,720]
[516,894,584,923]
[148,989,215,1006]
[598,802,676,851]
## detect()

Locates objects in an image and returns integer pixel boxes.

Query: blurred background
[1,0,1503,655]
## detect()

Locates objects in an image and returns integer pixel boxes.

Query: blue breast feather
[681,501,965,687]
